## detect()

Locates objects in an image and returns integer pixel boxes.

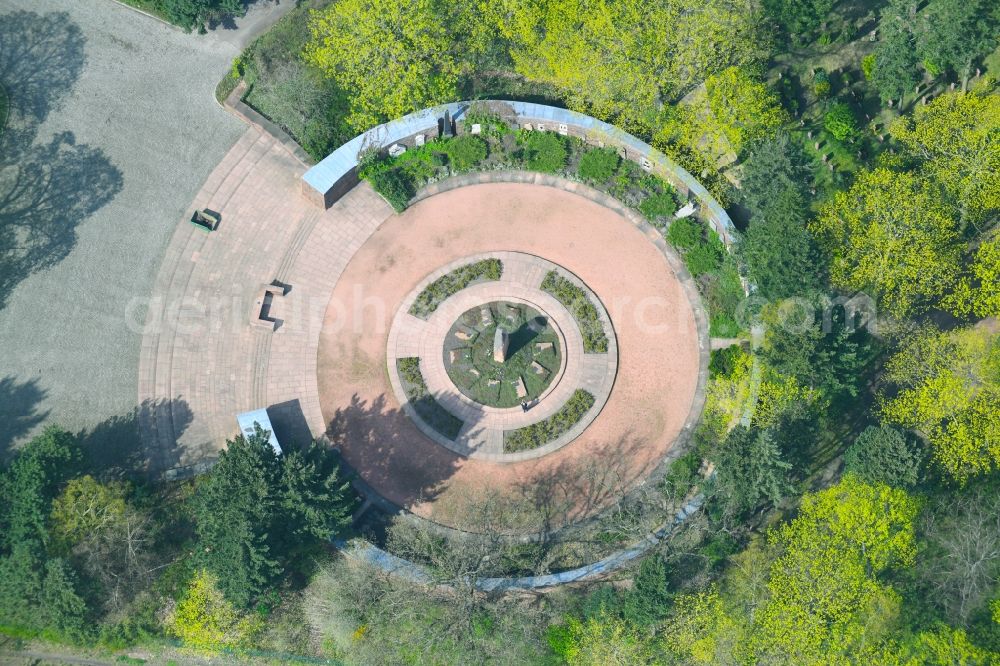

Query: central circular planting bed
[444,301,563,408]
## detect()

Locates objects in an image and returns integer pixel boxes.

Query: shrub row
[504,390,596,453]
[540,271,609,353]
[396,358,464,441]
[408,259,503,319]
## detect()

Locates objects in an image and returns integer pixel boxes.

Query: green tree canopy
[871,0,921,103]
[192,427,354,606]
[880,326,1000,482]
[761,0,835,46]
[843,425,924,488]
[306,0,465,130]
[714,425,792,518]
[810,168,963,317]
[916,0,999,88]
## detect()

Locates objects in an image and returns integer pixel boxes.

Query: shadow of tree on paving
[326,393,468,511]
[0,10,123,310]
[77,398,194,480]
[0,375,49,460]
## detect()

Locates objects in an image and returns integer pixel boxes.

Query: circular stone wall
[316,181,705,531]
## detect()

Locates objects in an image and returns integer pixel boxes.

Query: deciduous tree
[890,85,1000,227]
[880,326,1000,481]
[306,0,464,130]
[810,168,963,317]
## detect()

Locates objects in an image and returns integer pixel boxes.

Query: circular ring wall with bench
[386,252,617,462]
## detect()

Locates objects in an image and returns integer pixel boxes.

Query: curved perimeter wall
[300,101,737,247]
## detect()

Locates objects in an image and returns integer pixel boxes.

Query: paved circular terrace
[139,140,709,530]
[386,252,618,462]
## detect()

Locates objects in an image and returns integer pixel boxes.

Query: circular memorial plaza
[139,106,716,535]
[315,181,705,529]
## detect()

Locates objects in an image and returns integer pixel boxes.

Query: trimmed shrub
[639,192,677,221]
[369,168,415,213]
[823,102,858,141]
[396,358,464,440]
[409,259,503,318]
[861,54,876,81]
[444,135,488,170]
[540,271,609,353]
[812,68,831,97]
[519,131,567,173]
[504,390,595,452]
[578,147,621,183]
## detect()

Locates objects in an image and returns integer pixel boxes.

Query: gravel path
[0,0,285,457]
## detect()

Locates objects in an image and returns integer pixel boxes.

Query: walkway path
[0,0,292,458]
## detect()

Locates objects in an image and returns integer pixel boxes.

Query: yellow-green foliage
[49,475,127,547]
[305,0,463,130]
[660,477,920,664]
[881,326,1000,482]
[898,626,1000,665]
[663,586,741,664]
[752,370,819,429]
[703,67,787,156]
[748,476,919,662]
[890,83,1000,226]
[947,231,1000,320]
[554,612,652,666]
[498,0,765,129]
[705,345,754,427]
[168,570,262,653]
[811,168,963,317]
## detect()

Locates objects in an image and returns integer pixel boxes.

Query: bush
[504,390,595,452]
[639,192,677,221]
[444,135,488,171]
[813,69,831,97]
[519,131,567,173]
[710,344,747,378]
[369,168,415,212]
[668,218,725,276]
[844,425,924,488]
[861,54,876,81]
[824,103,857,141]
[409,259,503,318]
[577,148,621,183]
[540,271,609,353]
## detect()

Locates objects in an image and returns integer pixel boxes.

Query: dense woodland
[3,0,1000,663]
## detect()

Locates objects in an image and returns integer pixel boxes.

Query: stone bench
[250,281,289,331]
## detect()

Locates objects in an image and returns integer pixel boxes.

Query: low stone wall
[337,492,706,591]
[300,101,736,245]
[224,80,313,167]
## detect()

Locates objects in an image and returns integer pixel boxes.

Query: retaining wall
[300,101,736,244]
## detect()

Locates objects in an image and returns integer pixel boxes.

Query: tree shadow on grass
[0,11,123,311]
[0,375,49,460]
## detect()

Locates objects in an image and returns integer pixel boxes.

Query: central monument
[493,327,510,363]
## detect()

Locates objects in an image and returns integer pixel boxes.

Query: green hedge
[409,259,503,318]
[540,271,609,353]
[504,390,596,453]
[396,358,464,441]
